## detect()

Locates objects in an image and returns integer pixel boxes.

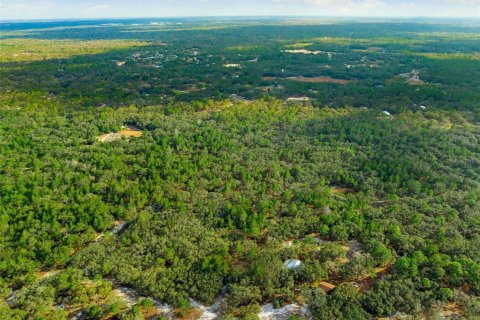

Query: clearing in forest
[97,127,142,142]
[283,49,324,55]
[117,128,143,138]
[224,63,241,68]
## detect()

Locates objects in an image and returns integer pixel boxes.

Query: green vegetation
[0,18,479,319]
[0,39,147,62]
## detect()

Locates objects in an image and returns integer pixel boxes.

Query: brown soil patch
[142,308,160,319]
[176,308,203,320]
[262,77,277,81]
[358,265,391,292]
[439,303,463,318]
[97,127,142,142]
[118,128,142,138]
[407,78,425,85]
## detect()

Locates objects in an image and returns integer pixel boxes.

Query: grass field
[0,39,147,62]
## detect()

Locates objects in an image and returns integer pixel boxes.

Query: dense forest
[0,18,479,320]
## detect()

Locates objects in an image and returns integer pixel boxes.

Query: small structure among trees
[283,259,303,270]
[318,281,336,293]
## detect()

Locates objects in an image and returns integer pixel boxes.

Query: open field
[97,127,143,142]
[0,38,147,62]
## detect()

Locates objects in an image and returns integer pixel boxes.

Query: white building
[283,259,303,270]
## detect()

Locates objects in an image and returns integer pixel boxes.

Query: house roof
[318,281,336,292]
[283,259,303,270]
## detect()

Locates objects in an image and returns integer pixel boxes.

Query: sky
[0,0,479,21]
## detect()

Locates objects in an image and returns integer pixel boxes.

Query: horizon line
[2,15,480,24]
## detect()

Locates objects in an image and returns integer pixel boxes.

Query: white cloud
[400,2,416,8]
[0,1,50,20]
[271,0,348,3]
[357,0,385,8]
[438,0,479,3]
[270,0,385,9]
[86,4,109,13]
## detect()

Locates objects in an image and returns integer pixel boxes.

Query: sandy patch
[37,269,61,280]
[399,69,425,85]
[97,127,142,142]
[259,303,309,320]
[283,49,324,55]
[189,299,223,320]
[118,128,142,138]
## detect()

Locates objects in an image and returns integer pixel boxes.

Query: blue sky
[1,0,479,20]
